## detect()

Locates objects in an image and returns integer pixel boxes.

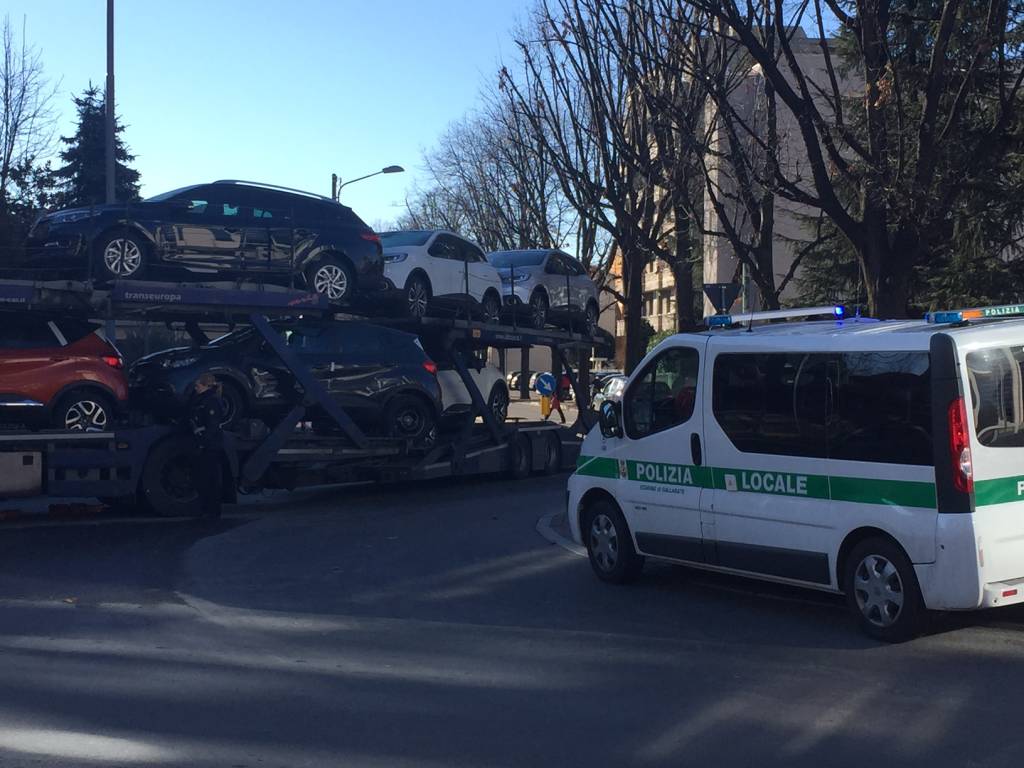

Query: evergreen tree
[53,84,140,208]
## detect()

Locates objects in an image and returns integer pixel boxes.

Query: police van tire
[583,499,644,584]
[844,536,924,643]
[140,436,202,518]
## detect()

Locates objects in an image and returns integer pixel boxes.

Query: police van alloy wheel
[529,291,548,329]
[55,391,113,432]
[844,537,924,643]
[482,293,501,325]
[309,257,353,302]
[405,275,431,319]
[97,231,146,279]
[583,499,644,584]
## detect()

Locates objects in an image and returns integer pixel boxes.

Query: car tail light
[102,355,124,370]
[948,396,973,493]
[423,360,438,375]
[360,231,382,246]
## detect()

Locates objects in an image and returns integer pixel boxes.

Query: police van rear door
[958,323,1024,587]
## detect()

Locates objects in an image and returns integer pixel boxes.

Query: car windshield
[380,231,432,247]
[144,185,203,202]
[488,250,548,268]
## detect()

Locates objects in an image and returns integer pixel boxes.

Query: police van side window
[624,347,699,439]
[830,352,932,465]
[712,353,829,458]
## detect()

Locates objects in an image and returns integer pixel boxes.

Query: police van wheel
[583,499,644,584]
[844,537,924,643]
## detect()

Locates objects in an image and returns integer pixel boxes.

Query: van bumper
[981,577,1024,608]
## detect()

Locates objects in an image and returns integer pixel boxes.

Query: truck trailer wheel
[140,436,202,517]
[507,433,531,480]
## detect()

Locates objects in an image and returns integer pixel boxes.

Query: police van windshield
[967,346,1024,447]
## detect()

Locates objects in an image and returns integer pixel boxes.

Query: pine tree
[53,84,140,208]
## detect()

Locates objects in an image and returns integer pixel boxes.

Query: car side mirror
[599,400,622,439]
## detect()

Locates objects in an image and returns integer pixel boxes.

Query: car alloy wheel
[589,512,619,573]
[489,386,509,423]
[407,278,429,318]
[482,295,501,325]
[585,304,599,336]
[103,238,143,277]
[530,292,548,329]
[314,264,349,301]
[853,554,905,628]
[64,399,109,432]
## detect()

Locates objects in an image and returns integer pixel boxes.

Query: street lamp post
[105,0,115,204]
[332,165,404,200]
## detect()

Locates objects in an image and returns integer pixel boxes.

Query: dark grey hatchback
[23,180,384,304]
[130,320,442,443]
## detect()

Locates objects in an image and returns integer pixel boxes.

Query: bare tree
[0,14,58,211]
[500,0,705,371]
[687,0,1024,317]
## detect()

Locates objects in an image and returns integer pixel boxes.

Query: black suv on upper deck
[23,180,384,304]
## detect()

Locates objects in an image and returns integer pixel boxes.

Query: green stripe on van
[575,456,936,509]
[829,476,936,508]
[575,455,619,479]
[974,476,1024,507]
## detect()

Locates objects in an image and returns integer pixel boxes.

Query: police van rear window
[967,347,1024,448]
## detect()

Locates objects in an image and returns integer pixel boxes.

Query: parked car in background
[23,180,384,304]
[0,317,127,431]
[380,230,503,322]
[507,369,534,391]
[487,249,600,334]
[590,369,624,399]
[130,320,441,443]
[591,374,626,409]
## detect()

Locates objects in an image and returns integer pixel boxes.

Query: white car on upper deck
[379,230,504,324]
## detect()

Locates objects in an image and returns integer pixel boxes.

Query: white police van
[569,305,1024,641]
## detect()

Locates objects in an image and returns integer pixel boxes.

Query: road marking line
[536,511,586,557]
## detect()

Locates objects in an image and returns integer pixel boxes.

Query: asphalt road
[0,474,1023,767]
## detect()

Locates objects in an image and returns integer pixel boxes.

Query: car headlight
[384,252,408,263]
[160,356,200,369]
[47,210,95,226]
[502,272,531,283]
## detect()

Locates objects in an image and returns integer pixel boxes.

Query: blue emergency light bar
[925,303,1024,324]
[705,305,846,328]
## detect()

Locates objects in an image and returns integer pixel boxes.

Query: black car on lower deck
[22,180,384,305]
[130,320,442,443]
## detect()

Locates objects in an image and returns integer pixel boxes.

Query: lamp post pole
[332,166,405,200]
[105,0,116,204]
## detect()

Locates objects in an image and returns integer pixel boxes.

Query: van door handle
[691,433,702,466]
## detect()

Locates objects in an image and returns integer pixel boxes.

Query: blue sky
[6,0,532,226]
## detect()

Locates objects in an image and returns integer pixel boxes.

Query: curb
[535,511,586,557]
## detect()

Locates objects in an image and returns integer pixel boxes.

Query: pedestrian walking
[189,372,226,519]
[545,372,571,424]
